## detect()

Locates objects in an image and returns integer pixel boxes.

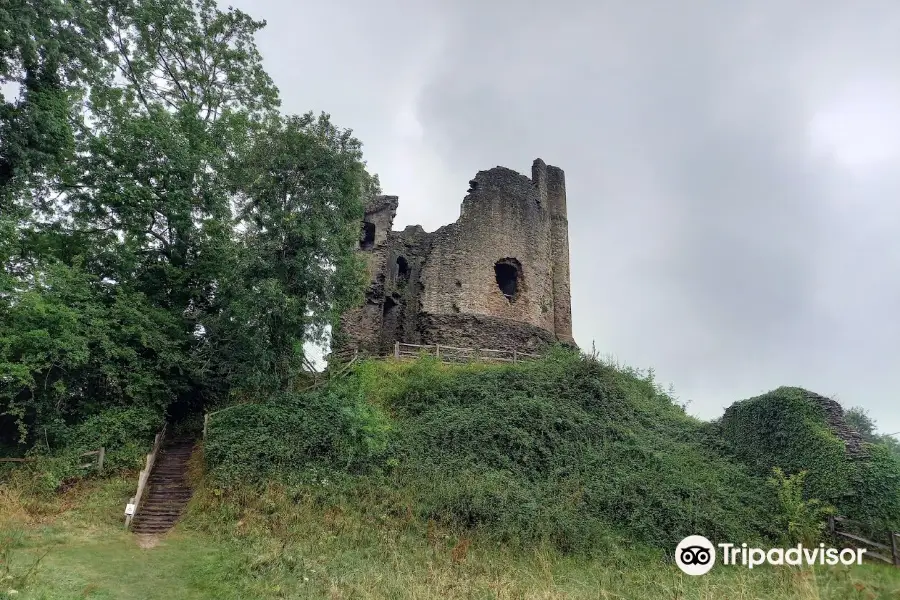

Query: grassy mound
[205,348,774,552]
[3,478,899,600]
[719,387,900,528]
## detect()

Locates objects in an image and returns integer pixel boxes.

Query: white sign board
[125,503,136,516]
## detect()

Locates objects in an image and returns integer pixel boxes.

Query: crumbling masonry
[334,158,576,357]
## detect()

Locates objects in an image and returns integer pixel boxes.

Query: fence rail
[828,515,900,567]
[393,342,541,364]
[0,448,104,472]
[125,424,166,530]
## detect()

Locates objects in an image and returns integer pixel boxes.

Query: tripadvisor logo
[674,535,867,575]
[675,535,716,575]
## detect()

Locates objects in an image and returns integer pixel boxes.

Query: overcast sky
[228,0,900,433]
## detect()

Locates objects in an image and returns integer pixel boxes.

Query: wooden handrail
[125,423,166,530]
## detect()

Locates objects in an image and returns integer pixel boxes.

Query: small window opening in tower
[360,221,376,250]
[396,256,410,283]
[494,259,521,302]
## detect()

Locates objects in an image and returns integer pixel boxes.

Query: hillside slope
[205,349,777,551]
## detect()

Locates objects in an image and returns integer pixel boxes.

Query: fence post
[203,413,209,439]
[891,530,899,567]
[435,344,440,360]
[394,341,400,359]
[513,349,517,363]
[97,447,105,473]
[828,515,835,539]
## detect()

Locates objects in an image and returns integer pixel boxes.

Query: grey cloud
[230,0,900,433]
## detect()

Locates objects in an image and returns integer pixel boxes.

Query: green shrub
[2,406,163,496]
[719,387,900,528]
[206,348,771,552]
[61,405,163,471]
[204,385,391,486]
[719,387,854,502]
[842,443,900,529]
[767,467,835,546]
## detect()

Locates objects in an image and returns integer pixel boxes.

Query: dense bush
[842,443,900,529]
[1,406,163,497]
[719,387,900,529]
[56,406,164,471]
[205,348,774,552]
[205,387,391,487]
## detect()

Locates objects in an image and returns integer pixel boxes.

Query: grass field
[1,477,898,600]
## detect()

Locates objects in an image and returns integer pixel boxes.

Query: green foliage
[719,388,855,504]
[719,387,900,528]
[1,406,161,498]
[0,262,185,444]
[205,113,376,398]
[846,405,900,460]
[206,350,771,552]
[1,0,375,461]
[845,406,877,441]
[0,0,109,193]
[767,468,834,546]
[56,406,162,470]
[205,384,392,486]
[843,443,900,530]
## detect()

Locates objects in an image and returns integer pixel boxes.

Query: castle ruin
[334,158,575,356]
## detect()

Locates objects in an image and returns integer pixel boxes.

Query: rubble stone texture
[802,390,869,460]
[335,158,577,357]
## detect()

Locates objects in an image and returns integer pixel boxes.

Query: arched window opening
[360,221,376,250]
[494,259,521,302]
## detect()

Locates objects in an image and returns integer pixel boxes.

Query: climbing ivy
[719,387,900,528]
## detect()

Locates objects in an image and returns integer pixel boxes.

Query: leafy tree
[0,261,183,444]
[845,406,877,442]
[1,0,376,447]
[205,113,377,397]
[0,0,110,192]
[846,406,900,459]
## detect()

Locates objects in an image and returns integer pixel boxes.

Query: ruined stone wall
[335,159,575,357]
[378,225,433,353]
[420,166,555,331]
[546,164,574,343]
[803,391,869,460]
[334,196,398,356]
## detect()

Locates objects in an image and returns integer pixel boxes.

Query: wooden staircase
[130,437,195,534]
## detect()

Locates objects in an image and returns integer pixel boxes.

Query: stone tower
[334,158,576,356]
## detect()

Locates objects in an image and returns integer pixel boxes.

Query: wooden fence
[124,423,166,530]
[393,342,541,364]
[828,515,899,567]
[0,448,105,472]
[202,352,361,440]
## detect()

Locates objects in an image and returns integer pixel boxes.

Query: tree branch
[113,26,151,112]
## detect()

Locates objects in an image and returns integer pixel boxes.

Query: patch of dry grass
[0,476,897,599]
